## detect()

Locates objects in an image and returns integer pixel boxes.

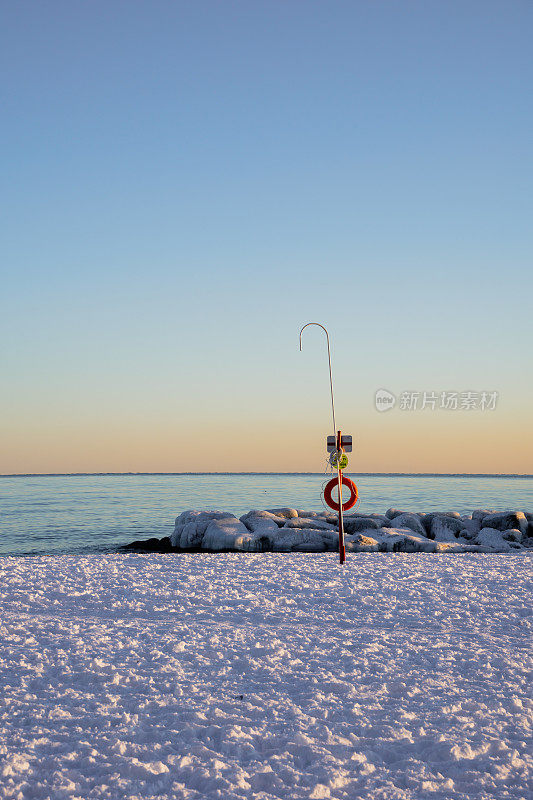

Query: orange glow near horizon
[2,407,531,475]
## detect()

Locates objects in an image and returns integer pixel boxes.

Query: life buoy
[323,476,358,511]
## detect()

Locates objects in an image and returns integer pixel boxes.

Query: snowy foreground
[0,554,531,800]
[161,508,533,554]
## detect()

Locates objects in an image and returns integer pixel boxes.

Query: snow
[169,509,532,553]
[0,553,531,800]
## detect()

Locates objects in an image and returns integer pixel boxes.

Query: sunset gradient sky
[2,1,532,474]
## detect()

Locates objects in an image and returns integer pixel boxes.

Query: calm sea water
[0,473,532,556]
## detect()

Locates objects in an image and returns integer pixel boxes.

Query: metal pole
[336,429,346,564]
[299,322,345,565]
[299,323,336,439]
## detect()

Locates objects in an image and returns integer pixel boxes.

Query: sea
[1,473,532,557]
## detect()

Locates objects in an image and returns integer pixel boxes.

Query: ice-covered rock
[345,534,379,552]
[385,508,411,520]
[343,516,382,533]
[481,511,528,535]
[386,513,427,537]
[291,531,329,551]
[264,529,327,552]
[434,541,480,553]
[240,510,284,534]
[317,531,339,550]
[368,513,392,525]
[349,512,390,526]
[374,527,437,553]
[296,510,329,518]
[420,511,461,536]
[430,516,467,542]
[265,507,298,519]
[172,511,235,549]
[159,508,533,553]
[458,515,482,538]
[475,527,512,552]
[202,517,259,551]
[502,528,523,543]
[284,517,335,531]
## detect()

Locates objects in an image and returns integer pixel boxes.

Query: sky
[1,0,532,474]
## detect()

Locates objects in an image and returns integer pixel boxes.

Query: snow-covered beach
[1,553,531,800]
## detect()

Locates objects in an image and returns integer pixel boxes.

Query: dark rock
[157,537,173,552]
[385,508,411,520]
[502,528,523,542]
[430,516,467,541]
[123,539,148,550]
[256,535,273,552]
[458,516,482,539]
[482,511,528,535]
[122,536,173,552]
[420,511,461,536]
[472,509,495,521]
[349,512,390,525]
[343,517,381,533]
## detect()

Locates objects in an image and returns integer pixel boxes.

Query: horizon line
[1,472,532,479]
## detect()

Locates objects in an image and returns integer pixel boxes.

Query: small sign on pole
[341,435,352,452]
[327,434,352,452]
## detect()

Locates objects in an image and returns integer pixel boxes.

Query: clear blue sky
[1,1,532,473]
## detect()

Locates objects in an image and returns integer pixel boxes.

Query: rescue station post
[325,431,357,564]
[299,323,358,565]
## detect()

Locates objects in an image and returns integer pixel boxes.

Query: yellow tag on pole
[330,451,349,469]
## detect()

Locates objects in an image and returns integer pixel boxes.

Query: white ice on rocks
[240,510,285,535]
[0,554,530,800]
[202,517,256,552]
[171,509,531,553]
[476,527,513,551]
[384,512,427,537]
[284,518,334,531]
[430,517,466,543]
[173,511,233,549]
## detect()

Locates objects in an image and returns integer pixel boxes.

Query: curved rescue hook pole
[299,322,336,439]
[300,322,346,565]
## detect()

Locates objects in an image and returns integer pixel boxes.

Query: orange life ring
[324,476,358,511]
